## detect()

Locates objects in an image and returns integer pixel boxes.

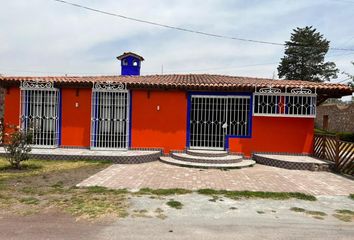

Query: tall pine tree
[343,61,354,88]
[278,26,338,82]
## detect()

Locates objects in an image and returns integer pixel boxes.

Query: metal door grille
[20,81,60,147]
[91,83,129,150]
[189,95,251,150]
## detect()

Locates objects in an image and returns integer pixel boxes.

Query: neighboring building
[0,52,352,157]
[316,103,354,133]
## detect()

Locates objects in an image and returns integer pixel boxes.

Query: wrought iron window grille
[91,82,130,150]
[253,85,317,118]
[20,80,59,147]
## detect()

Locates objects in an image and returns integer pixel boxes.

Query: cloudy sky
[0,0,354,85]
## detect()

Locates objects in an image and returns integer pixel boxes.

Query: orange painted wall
[3,87,21,139]
[229,116,314,157]
[131,90,187,154]
[61,88,91,147]
[2,86,315,156]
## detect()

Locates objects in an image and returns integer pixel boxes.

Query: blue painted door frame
[186,91,253,150]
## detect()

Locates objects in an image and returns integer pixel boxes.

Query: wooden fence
[313,134,354,175]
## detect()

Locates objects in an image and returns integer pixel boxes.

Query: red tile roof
[117,52,144,61]
[0,74,352,97]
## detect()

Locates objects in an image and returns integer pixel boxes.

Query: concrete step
[186,149,228,157]
[160,157,256,169]
[171,152,243,164]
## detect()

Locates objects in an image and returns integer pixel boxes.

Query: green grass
[314,128,335,136]
[335,209,354,215]
[333,209,354,223]
[166,200,183,209]
[306,210,327,216]
[0,158,125,219]
[349,194,354,201]
[86,186,129,195]
[137,188,316,201]
[290,207,327,219]
[333,214,352,222]
[0,158,110,181]
[56,192,129,219]
[137,188,192,196]
[197,189,317,201]
[290,207,306,212]
[51,181,64,189]
[19,197,40,205]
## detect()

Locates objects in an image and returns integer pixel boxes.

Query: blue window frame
[186,92,253,150]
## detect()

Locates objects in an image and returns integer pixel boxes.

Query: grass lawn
[0,158,320,220]
[0,158,130,219]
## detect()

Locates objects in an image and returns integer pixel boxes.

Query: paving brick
[77,162,354,196]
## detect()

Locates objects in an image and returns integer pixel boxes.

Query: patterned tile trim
[0,151,161,164]
[252,154,334,172]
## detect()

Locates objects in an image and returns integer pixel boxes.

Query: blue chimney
[116,52,144,76]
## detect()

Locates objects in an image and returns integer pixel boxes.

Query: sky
[0,0,354,87]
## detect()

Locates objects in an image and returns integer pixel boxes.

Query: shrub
[337,132,354,143]
[4,125,33,169]
[166,200,183,209]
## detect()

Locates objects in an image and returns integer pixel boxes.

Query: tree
[4,125,33,169]
[343,61,354,89]
[278,26,338,82]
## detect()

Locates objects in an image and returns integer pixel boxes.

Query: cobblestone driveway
[78,162,354,195]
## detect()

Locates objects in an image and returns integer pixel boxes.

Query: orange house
[0,53,351,160]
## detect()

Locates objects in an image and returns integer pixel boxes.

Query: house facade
[0,53,352,157]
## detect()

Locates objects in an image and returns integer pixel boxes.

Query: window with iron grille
[253,87,316,118]
[91,82,129,150]
[20,81,60,147]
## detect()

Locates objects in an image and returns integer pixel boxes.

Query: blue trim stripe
[58,89,63,146]
[128,90,133,148]
[24,91,28,129]
[186,93,191,148]
[93,93,98,147]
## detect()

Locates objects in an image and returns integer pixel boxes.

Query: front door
[189,95,251,150]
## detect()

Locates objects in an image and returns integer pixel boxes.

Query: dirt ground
[1,194,354,240]
[0,159,353,239]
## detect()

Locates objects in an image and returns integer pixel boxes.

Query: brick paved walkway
[78,162,354,195]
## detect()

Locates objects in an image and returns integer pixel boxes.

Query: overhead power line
[329,0,354,4]
[1,51,353,76]
[52,0,354,52]
[333,77,352,83]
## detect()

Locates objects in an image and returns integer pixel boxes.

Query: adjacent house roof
[116,52,144,61]
[0,74,352,98]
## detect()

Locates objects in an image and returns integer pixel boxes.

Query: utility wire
[333,77,352,83]
[1,51,353,76]
[51,0,354,52]
[329,0,354,4]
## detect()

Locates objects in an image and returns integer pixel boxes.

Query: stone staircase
[160,149,255,169]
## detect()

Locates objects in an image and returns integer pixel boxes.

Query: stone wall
[315,104,354,133]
